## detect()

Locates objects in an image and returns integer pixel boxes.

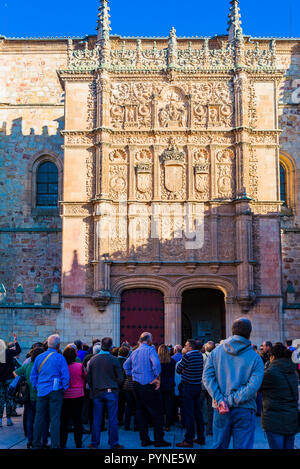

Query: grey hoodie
[202,335,264,411]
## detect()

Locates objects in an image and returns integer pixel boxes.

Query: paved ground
[0,409,299,449]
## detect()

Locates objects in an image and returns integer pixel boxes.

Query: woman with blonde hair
[158,344,176,431]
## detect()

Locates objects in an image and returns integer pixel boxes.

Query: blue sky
[0,0,299,39]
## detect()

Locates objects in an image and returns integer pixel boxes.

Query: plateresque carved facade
[1,1,300,350]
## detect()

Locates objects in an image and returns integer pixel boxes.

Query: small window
[36,162,58,207]
[280,164,287,206]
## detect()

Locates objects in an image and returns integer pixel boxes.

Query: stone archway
[181,288,226,344]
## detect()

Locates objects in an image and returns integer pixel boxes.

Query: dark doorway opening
[120,288,164,348]
[181,289,226,345]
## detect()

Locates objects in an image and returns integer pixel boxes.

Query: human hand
[218,401,229,414]
[150,378,160,390]
[13,333,17,343]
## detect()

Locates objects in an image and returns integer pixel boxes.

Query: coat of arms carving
[161,139,185,194]
[136,164,152,193]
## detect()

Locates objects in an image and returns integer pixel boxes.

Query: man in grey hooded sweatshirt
[202,318,264,449]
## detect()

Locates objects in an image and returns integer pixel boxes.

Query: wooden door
[120,288,164,348]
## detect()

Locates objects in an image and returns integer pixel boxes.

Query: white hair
[48,334,60,349]
[93,343,102,354]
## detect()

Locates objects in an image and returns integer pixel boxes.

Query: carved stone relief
[219,216,236,260]
[158,87,188,129]
[134,149,153,200]
[191,81,234,128]
[108,149,128,200]
[110,82,152,129]
[193,149,210,200]
[215,149,235,199]
[160,140,186,200]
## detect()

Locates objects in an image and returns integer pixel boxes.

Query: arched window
[279,153,296,212]
[280,163,287,205]
[36,161,58,207]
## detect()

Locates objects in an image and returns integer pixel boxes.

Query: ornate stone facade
[0,0,299,352]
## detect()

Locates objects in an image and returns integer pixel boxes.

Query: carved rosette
[193,149,210,200]
[108,149,128,200]
[215,149,235,199]
[160,141,186,200]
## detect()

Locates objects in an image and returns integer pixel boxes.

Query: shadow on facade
[0,116,64,304]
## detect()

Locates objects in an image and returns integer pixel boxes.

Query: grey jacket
[202,335,264,411]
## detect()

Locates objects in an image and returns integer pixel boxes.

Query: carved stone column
[128,145,136,200]
[153,145,162,200]
[164,297,182,345]
[235,199,255,312]
[97,71,111,128]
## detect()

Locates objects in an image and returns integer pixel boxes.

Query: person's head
[270,342,292,362]
[31,347,45,363]
[139,332,153,346]
[82,344,89,352]
[173,344,182,355]
[118,346,130,358]
[262,341,272,354]
[92,338,101,346]
[286,339,293,347]
[232,318,252,340]
[195,340,203,351]
[205,341,215,353]
[63,345,77,365]
[111,347,119,357]
[101,337,113,352]
[93,343,102,355]
[252,344,258,351]
[47,334,60,350]
[158,344,171,364]
[74,340,82,351]
[185,339,197,352]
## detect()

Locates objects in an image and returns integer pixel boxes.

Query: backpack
[14,376,30,405]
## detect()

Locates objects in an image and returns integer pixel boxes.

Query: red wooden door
[120,289,164,348]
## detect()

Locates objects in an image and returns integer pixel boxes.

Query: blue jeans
[91,392,119,449]
[181,383,205,444]
[213,407,256,449]
[266,431,295,449]
[33,390,63,449]
[26,400,48,445]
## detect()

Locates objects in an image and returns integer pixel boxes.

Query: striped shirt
[123,343,161,385]
[176,350,203,385]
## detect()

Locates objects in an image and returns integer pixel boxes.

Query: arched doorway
[181,289,226,344]
[120,288,164,348]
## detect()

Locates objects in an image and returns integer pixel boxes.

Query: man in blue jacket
[31,334,69,449]
[202,318,264,449]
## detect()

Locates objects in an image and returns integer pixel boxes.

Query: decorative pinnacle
[97,0,111,43]
[227,0,243,42]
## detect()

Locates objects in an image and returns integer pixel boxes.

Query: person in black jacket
[158,344,176,431]
[0,334,21,427]
[261,342,300,449]
[87,337,124,449]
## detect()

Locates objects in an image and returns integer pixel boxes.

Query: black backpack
[14,376,30,405]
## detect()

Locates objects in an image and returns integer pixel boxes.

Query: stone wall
[0,39,69,304]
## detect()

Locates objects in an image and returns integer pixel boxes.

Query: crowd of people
[0,318,299,450]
